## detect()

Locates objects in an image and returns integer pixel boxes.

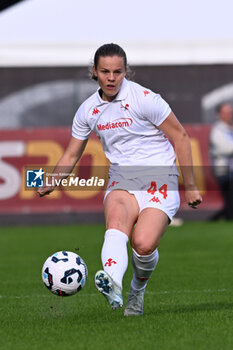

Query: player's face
[93,55,126,102]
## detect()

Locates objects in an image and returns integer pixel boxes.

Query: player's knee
[131,236,155,256]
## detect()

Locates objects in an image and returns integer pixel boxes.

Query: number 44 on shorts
[147,181,168,199]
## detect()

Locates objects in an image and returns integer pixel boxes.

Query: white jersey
[72,78,178,176]
[209,120,233,176]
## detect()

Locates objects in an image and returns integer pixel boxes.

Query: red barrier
[0,126,223,214]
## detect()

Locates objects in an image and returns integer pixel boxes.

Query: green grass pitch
[0,221,232,350]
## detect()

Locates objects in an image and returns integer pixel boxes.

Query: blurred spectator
[209,103,233,220]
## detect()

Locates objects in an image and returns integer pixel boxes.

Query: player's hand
[184,185,202,209]
[37,185,55,197]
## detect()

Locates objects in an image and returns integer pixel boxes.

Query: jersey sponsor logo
[97,118,133,131]
[144,90,150,96]
[92,108,100,115]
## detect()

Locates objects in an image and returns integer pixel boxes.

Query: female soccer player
[38,43,202,316]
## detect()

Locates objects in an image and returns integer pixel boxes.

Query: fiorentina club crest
[121,103,129,110]
[104,258,117,267]
[144,90,150,97]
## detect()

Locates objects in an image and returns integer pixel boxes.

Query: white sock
[131,248,159,291]
[101,229,129,290]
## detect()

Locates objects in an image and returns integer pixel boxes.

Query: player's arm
[37,137,88,197]
[158,111,202,208]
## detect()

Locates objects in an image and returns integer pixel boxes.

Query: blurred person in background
[38,43,202,316]
[209,103,233,220]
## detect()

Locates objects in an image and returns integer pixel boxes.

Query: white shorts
[104,174,180,221]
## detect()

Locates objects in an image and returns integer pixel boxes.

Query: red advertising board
[0,126,222,215]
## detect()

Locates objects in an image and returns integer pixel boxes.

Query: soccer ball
[42,251,88,296]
